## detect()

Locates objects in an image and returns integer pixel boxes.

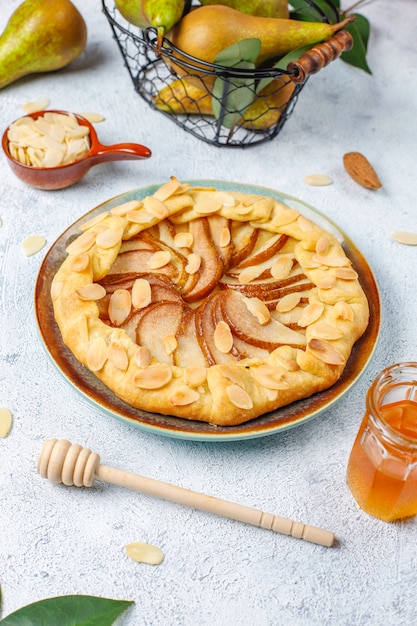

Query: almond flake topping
[315,236,330,256]
[96,227,123,249]
[143,195,169,219]
[215,192,236,207]
[308,339,345,365]
[218,363,244,386]
[243,296,271,325]
[276,292,301,313]
[184,366,207,387]
[131,278,152,309]
[255,365,290,390]
[214,321,234,353]
[69,252,90,272]
[298,302,324,327]
[107,342,129,370]
[313,253,351,268]
[76,283,106,301]
[226,384,253,410]
[194,196,222,215]
[134,366,172,389]
[108,289,131,325]
[125,542,164,565]
[272,209,299,227]
[149,250,171,269]
[86,337,108,371]
[309,322,344,341]
[153,176,181,201]
[79,314,89,343]
[185,252,201,274]
[271,255,293,280]
[0,407,13,438]
[297,215,314,231]
[163,335,177,356]
[134,346,152,368]
[238,265,265,284]
[111,200,143,216]
[174,232,193,248]
[220,227,231,247]
[334,267,358,280]
[333,301,354,321]
[126,209,153,224]
[66,230,96,255]
[316,275,337,289]
[79,212,109,231]
[169,385,200,406]
[51,280,64,300]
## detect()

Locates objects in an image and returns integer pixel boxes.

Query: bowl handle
[89,142,152,165]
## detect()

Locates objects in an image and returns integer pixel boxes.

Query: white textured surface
[1,1,417,624]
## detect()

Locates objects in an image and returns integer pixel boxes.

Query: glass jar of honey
[346,362,417,521]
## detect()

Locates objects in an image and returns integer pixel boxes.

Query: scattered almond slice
[169,385,200,406]
[392,231,417,246]
[22,98,50,113]
[0,217,3,228]
[125,542,164,565]
[21,235,46,256]
[226,384,253,410]
[134,366,172,389]
[76,283,106,301]
[304,174,333,186]
[0,407,13,437]
[79,112,105,123]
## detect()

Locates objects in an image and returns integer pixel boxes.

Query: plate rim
[35,179,381,442]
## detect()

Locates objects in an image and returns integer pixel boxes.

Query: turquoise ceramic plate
[35,181,381,441]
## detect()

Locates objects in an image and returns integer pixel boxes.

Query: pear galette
[51,178,369,426]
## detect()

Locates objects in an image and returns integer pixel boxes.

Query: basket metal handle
[287,30,354,84]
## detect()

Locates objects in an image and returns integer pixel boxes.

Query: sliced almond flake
[234,203,254,216]
[111,200,143,216]
[333,301,354,321]
[21,235,46,256]
[132,278,152,309]
[255,365,290,390]
[238,264,265,284]
[107,342,129,371]
[96,227,124,249]
[78,112,105,123]
[270,255,293,280]
[242,195,263,206]
[134,366,172,389]
[185,252,201,274]
[125,542,164,565]
[215,191,236,207]
[218,364,244,387]
[304,174,333,186]
[309,321,344,341]
[226,384,253,410]
[79,212,110,231]
[163,335,177,356]
[214,321,233,353]
[194,196,222,215]
[174,232,193,248]
[143,195,168,219]
[334,267,358,280]
[0,407,13,438]
[79,314,89,343]
[22,98,50,113]
[149,250,171,269]
[69,252,90,272]
[391,231,417,246]
[265,388,279,401]
[51,280,64,300]
[316,275,337,289]
[169,385,200,406]
[134,346,152,368]
[41,148,65,168]
[64,125,91,139]
[66,230,96,255]
[298,302,324,327]
[184,366,207,387]
[242,296,271,326]
[76,283,106,301]
[315,235,330,256]
[86,337,108,371]
[272,209,299,227]
[219,227,231,247]
[276,292,301,313]
[153,176,181,201]
[126,209,153,224]
[108,289,131,326]
[312,253,350,268]
[308,338,345,365]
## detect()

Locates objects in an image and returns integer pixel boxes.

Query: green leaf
[341,13,372,73]
[256,44,313,93]
[0,595,134,626]
[212,39,261,130]
[288,0,340,23]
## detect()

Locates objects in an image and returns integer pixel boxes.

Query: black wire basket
[101,0,353,148]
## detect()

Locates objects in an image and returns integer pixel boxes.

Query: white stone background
[1,0,417,624]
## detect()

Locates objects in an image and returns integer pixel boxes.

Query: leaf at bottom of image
[0,594,134,626]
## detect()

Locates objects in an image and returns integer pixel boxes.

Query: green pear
[169,5,354,68]
[0,0,87,90]
[115,0,186,46]
[198,0,289,19]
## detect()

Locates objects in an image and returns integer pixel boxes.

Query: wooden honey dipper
[37,439,335,547]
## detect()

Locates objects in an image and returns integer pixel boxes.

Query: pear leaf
[0,595,134,626]
[212,39,261,130]
[341,13,372,73]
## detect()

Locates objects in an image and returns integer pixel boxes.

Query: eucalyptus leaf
[212,39,261,130]
[0,595,134,626]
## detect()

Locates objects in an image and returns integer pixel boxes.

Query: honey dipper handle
[97,464,334,547]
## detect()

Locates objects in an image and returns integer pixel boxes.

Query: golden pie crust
[51,178,369,426]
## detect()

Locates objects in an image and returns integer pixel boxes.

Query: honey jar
[346,363,417,521]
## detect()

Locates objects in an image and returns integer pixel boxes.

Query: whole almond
[343,152,382,190]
